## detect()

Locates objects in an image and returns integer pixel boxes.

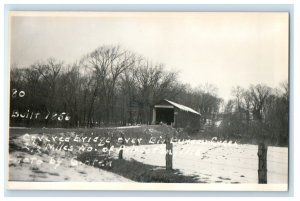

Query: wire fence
[122,141,288,184]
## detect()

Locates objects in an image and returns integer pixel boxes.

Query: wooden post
[135,135,139,146]
[257,142,268,184]
[118,133,125,159]
[166,135,173,170]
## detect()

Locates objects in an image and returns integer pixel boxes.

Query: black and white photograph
[7,11,289,191]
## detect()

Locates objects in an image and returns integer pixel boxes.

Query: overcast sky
[10,12,289,100]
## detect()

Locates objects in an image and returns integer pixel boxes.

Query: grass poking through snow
[98,159,201,183]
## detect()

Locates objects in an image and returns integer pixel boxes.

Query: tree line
[10,45,191,127]
[10,45,288,146]
[218,83,289,146]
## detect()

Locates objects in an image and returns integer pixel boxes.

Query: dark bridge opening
[156,108,174,125]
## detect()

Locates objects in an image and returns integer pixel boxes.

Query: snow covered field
[122,140,288,184]
[8,151,132,182]
[8,128,288,184]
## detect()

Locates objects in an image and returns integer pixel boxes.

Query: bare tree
[80,45,136,125]
[231,86,245,121]
[194,84,222,128]
[249,84,272,122]
[32,58,63,111]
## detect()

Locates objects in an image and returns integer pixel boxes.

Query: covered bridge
[152,99,201,130]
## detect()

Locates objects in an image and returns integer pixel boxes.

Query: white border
[7,182,288,191]
[1,0,299,199]
[4,10,291,192]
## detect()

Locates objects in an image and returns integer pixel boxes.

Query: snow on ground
[122,140,288,184]
[8,132,288,183]
[9,127,31,129]
[10,125,142,130]
[9,151,133,182]
[110,125,141,129]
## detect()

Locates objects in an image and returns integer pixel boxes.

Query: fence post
[118,133,125,159]
[166,135,173,170]
[257,142,267,184]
